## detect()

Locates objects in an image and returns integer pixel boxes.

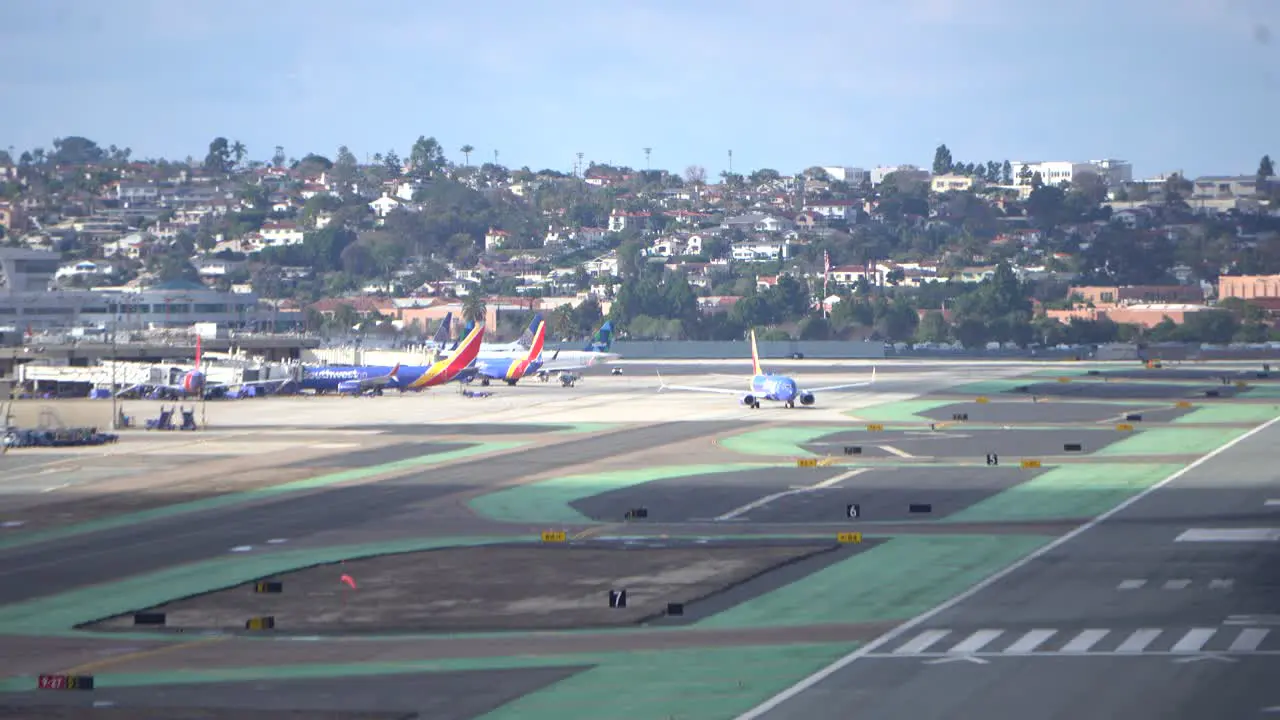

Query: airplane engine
[741,394,759,408]
[799,393,815,406]
[337,379,361,394]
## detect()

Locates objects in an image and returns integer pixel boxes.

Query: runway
[1,360,1278,719]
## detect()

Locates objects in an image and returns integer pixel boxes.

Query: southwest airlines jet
[658,330,875,408]
[300,323,486,395]
[466,318,547,386]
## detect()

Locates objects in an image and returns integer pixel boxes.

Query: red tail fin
[195,335,202,370]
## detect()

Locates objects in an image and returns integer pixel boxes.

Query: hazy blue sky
[2,0,1276,179]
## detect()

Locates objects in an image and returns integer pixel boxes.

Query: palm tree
[462,294,487,326]
[460,144,474,166]
[231,141,247,169]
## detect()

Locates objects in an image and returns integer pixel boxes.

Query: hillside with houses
[2,137,1280,347]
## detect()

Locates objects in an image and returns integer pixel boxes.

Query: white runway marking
[713,469,869,521]
[1163,579,1192,590]
[736,415,1280,720]
[1117,579,1147,590]
[878,445,915,458]
[1176,528,1280,542]
[229,545,253,553]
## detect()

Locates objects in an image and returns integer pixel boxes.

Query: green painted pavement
[847,399,951,423]
[468,464,779,524]
[1173,404,1280,424]
[948,378,1049,395]
[1091,427,1249,456]
[476,643,856,720]
[0,653,588,692]
[0,536,516,636]
[718,426,846,457]
[694,534,1051,629]
[0,442,526,552]
[0,642,856,720]
[944,463,1184,523]
[1243,385,1280,398]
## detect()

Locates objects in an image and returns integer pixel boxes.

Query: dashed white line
[229,545,253,553]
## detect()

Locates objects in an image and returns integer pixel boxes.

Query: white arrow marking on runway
[1173,654,1236,664]
[924,655,989,665]
[1163,579,1192,590]
[878,445,915,458]
[1209,578,1234,590]
[714,469,870,521]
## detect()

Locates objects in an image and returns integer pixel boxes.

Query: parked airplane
[534,321,620,383]
[657,330,875,408]
[442,314,541,356]
[465,319,547,386]
[300,323,486,395]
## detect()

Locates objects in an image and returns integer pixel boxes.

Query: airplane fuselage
[751,373,799,403]
[301,365,424,393]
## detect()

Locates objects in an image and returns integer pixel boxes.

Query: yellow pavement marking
[61,635,228,675]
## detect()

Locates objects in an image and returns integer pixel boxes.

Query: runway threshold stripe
[1171,628,1217,653]
[1004,629,1057,653]
[948,629,1004,654]
[894,630,951,654]
[1116,629,1162,653]
[1061,629,1109,653]
[1229,628,1269,652]
[1175,528,1280,542]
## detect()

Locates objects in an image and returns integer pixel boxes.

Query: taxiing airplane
[300,323,486,395]
[657,329,875,408]
[465,318,547,386]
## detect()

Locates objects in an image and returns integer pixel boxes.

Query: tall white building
[1009,159,1133,190]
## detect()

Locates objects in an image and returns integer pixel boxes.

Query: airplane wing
[656,371,743,395]
[353,363,402,391]
[802,367,876,394]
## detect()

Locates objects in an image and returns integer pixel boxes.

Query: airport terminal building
[0,248,262,330]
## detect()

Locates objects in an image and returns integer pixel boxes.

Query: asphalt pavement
[737,415,1280,720]
[0,421,746,606]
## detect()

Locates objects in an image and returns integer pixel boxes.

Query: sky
[1,0,1277,180]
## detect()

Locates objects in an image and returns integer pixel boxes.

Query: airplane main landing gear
[785,400,794,409]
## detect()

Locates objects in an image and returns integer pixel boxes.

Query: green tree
[331,145,359,189]
[1000,160,1013,185]
[230,140,247,169]
[409,136,446,181]
[932,144,953,175]
[51,136,106,165]
[204,137,231,174]
[460,144,474,166]
[271,146,286,168]
[462,294,487,325]
[915,311,949,344]
[1258,154,1274,196]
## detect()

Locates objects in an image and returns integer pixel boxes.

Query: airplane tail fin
[454,323,486,366]
[749,329,762,376]
[430,312,453,346]
[452,319,476,352]
[517,313,543,349]
[194,335,203,371]
[389,362,401,382]
[525,320,547,364]
[585,320,614,352]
